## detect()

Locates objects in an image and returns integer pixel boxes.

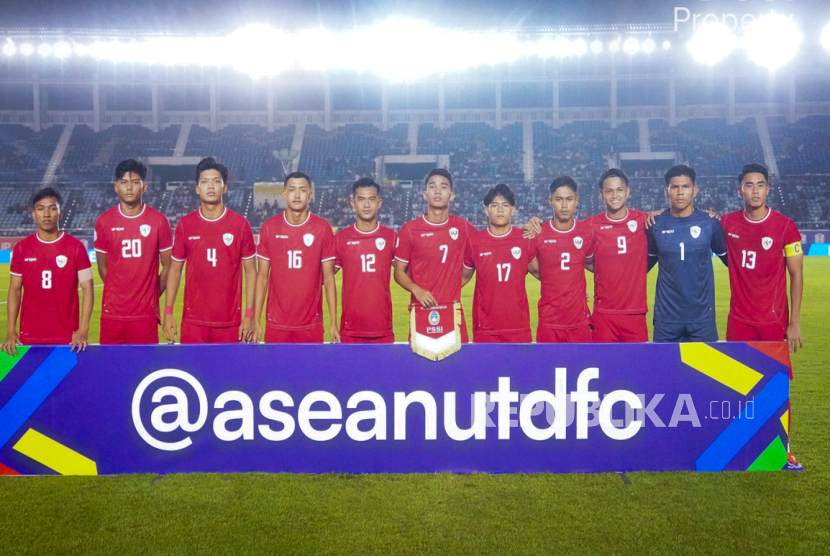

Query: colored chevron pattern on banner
[679,343,764,395]
[13,429,98,475]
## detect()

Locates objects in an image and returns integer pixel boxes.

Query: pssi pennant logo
[140,224,151,237]
[375,238,386,251]
[56,255,67,268]
[762,237,773,250]
[449,227,459,241]
[428,310,440,326]
[511,246,521,260]
[690,226,701,239]
[223,233,234,246]
[573,237,583,249]
[628,220,638,233]
[303,233,314,247]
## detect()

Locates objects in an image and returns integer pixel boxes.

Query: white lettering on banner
[674,6,795,32]
[132,368,706,451]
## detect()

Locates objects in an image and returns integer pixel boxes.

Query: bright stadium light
[743,12,802,70]
[74,43,89,56]
[590,40,603,54]
[571,38,587,57]
[823,22,830,52]
[623,38,640,54]
[3,41,15,56]
[228,25,289,78]
[37,44,52,57]
[54,42,72,59]
[609,39,620,53]
[687,22,737,66]
[642,38,655,54]
[662,40,671,50]
[20,43,34,56]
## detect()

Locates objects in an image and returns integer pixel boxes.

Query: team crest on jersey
[223,233,234,246]
[56,255,67,268]
[628,220,638,233]
[375,238,386,251]
[449,227,459,241]
[303,233,314,247]
[140,224,151,237]
[573,237,583,249]
[428,310,440,326]
[511,246,521,260]
[762,237,773,250]
[690,226,701,239]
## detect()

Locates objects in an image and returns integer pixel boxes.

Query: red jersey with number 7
[171,207,256,327]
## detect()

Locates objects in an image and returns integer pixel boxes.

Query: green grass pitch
[1,259,829,555]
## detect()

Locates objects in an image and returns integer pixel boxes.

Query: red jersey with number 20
[94,204,173,321]
[171,207,256,327]
[10,232,92,343]
[257,212,335,331]
[335,223,397,337]
[531,219,595,328]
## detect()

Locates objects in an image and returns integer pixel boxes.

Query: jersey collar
[118,203,146,219]
[421,214,449,227]
[604,209,629,223]
[549,219,576,234]
[283,211,311,227]
[198,207,227,222]
[486,226,513,238]
[353,222,380,235]
[36,231,65,244]
[742,206,772,224]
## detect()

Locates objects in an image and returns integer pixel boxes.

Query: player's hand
[786,321,803,354]
[329,323,341,344]
[704,209,721,220]
[522,217,543,239]
[253,322,263,344]
[645,209,665,229]
[2,330,21,357]
[163,315,178,344]
[239,316,255,343]
[412,286,438,308]
[70,328,89,353]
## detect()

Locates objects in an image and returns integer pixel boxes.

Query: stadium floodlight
[228,24,289,78]
[37,44,52,57]
[642,38,655,54]
[609,40,620,53]
[74,43,88,56]
[54,42,72,59]
[590,40,603,54]
[687,22,736,66]
[20,43,34,56]
[623,38,640,54]
[743,12,801,70]
[823,22,830,52]
[2,42,15,56]
[662,40,671,50]
[571,38,587,57]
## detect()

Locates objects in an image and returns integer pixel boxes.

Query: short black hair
[738,163,769,184]
[115,159,148,182]
[483,183,515,207]
[32,187,63,210]
[550,176,578,195]
[664,165,696,186]
[352,177,380,196]
[424,168,453,190]
[284,171,312,187]
[195,157,228,184]
[599,168,629,189]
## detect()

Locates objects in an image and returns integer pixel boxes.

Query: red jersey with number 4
[10,232,91,343]
[171,207,256,327]
[335,223,397,337]
[94,204,173,321]
[257,212,335,331]
[585,210,649,314]
[464,227,534,337]
[531,219,595,328]
[721,208,802,326]
[395,214,477,306]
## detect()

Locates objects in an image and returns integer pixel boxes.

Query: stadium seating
[418,122,524,181]
[768,116,830,176]
[0,125,63,183]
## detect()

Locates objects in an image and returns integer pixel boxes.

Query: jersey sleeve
[390,230,398,260]
[334,233,343,269]
[158,215,173,252]
[240,220,257,260]
[171,220,187,262]
[783,220,803,257]
[463,237,475,270]
[585,227,596,258]
[528,236,538,263]
[256,220,271,261]
[9,242,22,276]
[75,240,92,271]
[710,219,727,256]
[395,224,411,263]
[320,224,335,263]
[646,226,658,257]
[93,216,108,253]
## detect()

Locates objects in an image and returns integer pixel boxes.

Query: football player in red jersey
[528,176,595,343]
[721,163,804,352]
[163,157,257,344]
[462,184,533,343]
[3,188,94,355]
[393,169,477,343]
[584,169,650,342]
[94,159,172,344]
[334,178,397,343]
[253,171,339,343]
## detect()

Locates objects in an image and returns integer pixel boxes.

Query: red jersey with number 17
[335,223,397,337]
[171,207,256,327]
[585,209,649,314]
[94,204,173,321]
[395,214,477,306]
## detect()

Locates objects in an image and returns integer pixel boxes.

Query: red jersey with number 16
[94,204,173,321]
[171,207,256,327]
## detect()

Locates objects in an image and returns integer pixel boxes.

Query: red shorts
[265,325,324,344]
[100,317,159,345]
[473,330,532,343]
[340,333,395,344]
[726,315,786,342]
[536,323,593,344]
[180,322,240,344]
[591,312,648,343]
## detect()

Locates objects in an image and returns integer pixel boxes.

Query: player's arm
[646,227,658,272]
[393,260,437,308]
[528,259,540,281]
[239,256,257,343]
[253,257,270,343]
[785,244,804,354]
[461,240,475,287]
[462,266,475,287]
[158,250,172,297]
[96,252,108,282]
[322,260,340,343]
[711,220,728,267]
[585,257,595,273]
[2,275,23,356]
[162,259,184,343]
[521,217,543,239]
[645,209,665,229]
[71,273,94,353]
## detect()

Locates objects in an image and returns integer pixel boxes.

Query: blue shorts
[653,320,718,343]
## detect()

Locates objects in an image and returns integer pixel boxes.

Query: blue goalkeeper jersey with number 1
[646,209,728,324]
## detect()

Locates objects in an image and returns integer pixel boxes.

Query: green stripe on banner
[0,347,30,383]
[748,436,788,471]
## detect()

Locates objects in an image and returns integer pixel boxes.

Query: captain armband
[784,242,802,257]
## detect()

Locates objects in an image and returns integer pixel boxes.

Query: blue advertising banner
[0,343,793,476]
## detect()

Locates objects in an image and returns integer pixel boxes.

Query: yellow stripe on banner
[13,429,97,476]
[679,344,764,396]
[780,410,790,434]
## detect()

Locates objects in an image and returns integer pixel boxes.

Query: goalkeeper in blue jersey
[646,165,728,342]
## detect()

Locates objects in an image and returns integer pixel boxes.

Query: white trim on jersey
[421,214,449,227]
[94,248,107,253]
[256,254,271,261]
[9,271,22,276]
[486,226,515,238]
[117,204,147,219]
[36,231,65,244]
[283,211,312,227]
[742,206,772,224]
[198,207,228,222]
[159,246,173,252]
[321,256,335,262]
[394,256,410,264]
[604,209,630,223]
[549,220,576,234]
[353,222,380,235]
[171,255,186,262]
[242,253,257,260]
